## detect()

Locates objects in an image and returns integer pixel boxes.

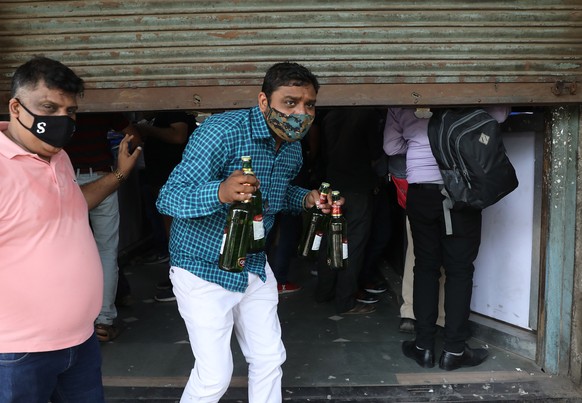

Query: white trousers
[170,263,286,403]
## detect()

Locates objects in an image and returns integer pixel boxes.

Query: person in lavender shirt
[383,106,510,371]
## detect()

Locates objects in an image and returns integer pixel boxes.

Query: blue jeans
[0,334,104,403]
[76,172,119,326]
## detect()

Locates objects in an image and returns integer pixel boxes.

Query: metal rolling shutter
[1,0,580,111]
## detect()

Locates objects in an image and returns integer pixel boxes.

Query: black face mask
[15,99,76,148]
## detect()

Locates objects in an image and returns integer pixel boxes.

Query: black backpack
[427,108,518,210]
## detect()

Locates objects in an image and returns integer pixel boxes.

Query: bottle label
[311,233,322,251]
[219,231,227,254]
[342,239,348,259]
[332,204,341,217]
[252,215,265,240]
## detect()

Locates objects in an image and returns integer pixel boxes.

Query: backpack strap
[441,187,454,235]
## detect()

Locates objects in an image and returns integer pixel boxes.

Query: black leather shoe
[439,344,488,371]
[402,340,435,368]
[399,318,416,333]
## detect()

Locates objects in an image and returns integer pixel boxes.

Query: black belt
[76,166,112,174]
[408,183,443,191]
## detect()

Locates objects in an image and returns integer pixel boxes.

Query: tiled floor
[101,257,582,402]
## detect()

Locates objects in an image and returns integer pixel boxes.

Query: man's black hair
[11,56,85,98]
[261,62,319,100]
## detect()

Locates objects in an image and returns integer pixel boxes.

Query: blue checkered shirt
[156,106,309,292]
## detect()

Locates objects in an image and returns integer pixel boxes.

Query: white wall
[471,131,536,329]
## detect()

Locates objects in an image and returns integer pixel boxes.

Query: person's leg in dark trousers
[406,186,444,351]
[359,183,392,289]
[266,212,302,285]
[333,191,373,313]
[441,207,482,353]
[315,191,373,312]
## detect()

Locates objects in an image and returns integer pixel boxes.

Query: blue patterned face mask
[264,105,314,142]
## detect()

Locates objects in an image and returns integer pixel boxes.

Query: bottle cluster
[297,183,348,270]
[218,156,265,272]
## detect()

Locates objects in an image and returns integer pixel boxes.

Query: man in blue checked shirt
[156,62,336,403]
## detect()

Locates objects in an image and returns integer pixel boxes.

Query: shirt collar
[250,106,272,140]
[0,121,64,163]
[0,122,28,159]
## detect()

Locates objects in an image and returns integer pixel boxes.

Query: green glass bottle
[297,182,331,259]
[242,156,265,253]
[327,190,348,270]
[218,198,251,272]
[218,157,255,272]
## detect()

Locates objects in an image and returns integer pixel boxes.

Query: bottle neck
[331,203,342,217]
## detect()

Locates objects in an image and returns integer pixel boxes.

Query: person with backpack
[383,106,510,371]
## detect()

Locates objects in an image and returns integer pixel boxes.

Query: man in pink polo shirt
[0,57,142,402]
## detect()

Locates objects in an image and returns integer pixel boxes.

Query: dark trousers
[360,183,392,286]
[316,191,373,313]
[266,212,302,284]
[406,185,482,353]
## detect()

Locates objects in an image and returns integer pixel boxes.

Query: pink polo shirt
[0,122,103,353]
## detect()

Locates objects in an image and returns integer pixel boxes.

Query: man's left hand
[304,189,344,214]
[116,134,142,177]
